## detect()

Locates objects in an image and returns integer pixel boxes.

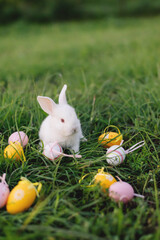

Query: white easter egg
[106,145,126,166]
[43,143,63,161]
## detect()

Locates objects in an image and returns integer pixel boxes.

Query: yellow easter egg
[98,132,123,148]
[94,168,117,192]
[6,178,42,214]
[4,142,25,161]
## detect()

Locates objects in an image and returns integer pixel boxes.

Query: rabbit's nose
[72,128,77,134]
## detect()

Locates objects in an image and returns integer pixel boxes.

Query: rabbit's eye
[61,118,65,123]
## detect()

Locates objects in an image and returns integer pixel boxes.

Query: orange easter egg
[98,132,123,148]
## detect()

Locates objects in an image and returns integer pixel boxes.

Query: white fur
[37,84,84,152]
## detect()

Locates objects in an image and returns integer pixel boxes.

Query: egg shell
[0,182,10,208]
[6,180,37,214]
[8,131,28,147]
[4,142,24,161]
[109,181,134,203]
[43,143,63,161]
[106,145,126,166]
[98,132,123,148]
[94,172,117,192]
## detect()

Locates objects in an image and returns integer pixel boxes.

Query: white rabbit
[37,84,85,153]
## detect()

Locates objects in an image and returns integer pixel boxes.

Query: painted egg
[106,145,126,166]
[4,142,25,161]
[8,131,29,147]
[43,142,63,161]
[109,181,134,203]
[6,178,42,214]
[98,132,123,148]
[94,168,117,192]
[0,174,10,208]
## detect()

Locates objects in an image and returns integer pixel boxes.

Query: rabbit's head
[37,85,80,137]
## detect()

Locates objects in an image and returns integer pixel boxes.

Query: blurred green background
[1,0,160,24]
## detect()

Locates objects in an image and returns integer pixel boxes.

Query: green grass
[0,17,160,240]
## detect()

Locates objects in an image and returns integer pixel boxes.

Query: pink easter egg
[8,131,29,147]
[43,143,63,161]
[109,181,134,203]
[0,174,10,208]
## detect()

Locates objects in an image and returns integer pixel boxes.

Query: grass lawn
[0,16,160,240]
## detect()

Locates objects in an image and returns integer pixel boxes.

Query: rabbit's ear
[37,96,56,115]
[59,84,68,105]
